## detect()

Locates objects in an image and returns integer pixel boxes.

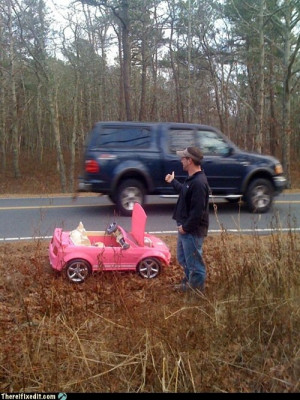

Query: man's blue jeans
[177,232,206,290]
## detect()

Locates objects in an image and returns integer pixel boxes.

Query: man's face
[181,157,190,171]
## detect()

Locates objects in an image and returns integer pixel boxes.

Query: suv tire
[245,178,274,213]
[116,179,145,216]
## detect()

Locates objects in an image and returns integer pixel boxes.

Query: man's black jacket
[172,170,210,237]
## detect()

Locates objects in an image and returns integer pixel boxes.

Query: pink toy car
[49,203,171,283]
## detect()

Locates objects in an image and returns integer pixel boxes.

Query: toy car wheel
[245,178,274,213]
[137,257,161,279]
[116,179,145,216]
[65,259,91,283]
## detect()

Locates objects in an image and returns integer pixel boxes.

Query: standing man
[165,147,210,292]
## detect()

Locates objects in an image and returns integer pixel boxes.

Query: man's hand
[178,225,186,234]
[165,171,175,183]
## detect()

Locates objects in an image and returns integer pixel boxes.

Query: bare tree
[255,0,266,153]
[61,22,87,191]
[277,0,300,187]
[223,0,300,185]
[14,0,67,191]
[0,8,7,170]
[0,0,299,191]
[165,0,184,122]
[7,0,21,178]
[79,0,133,120]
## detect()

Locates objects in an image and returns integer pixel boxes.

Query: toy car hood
[131,203,147,246]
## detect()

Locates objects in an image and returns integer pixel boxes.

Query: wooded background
[0,0,299,192]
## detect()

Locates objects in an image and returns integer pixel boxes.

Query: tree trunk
[254,0,265,153]
[120,0,132,121]
[8,0,20,178]
[149,49,158,120]
[117,32,125,120]
[69,74,79,192]
[186,0,192,122]
[47,87,67,192]
[139,38,147,121]
[36,83,43,162]
[268,55,277,157]
[169,23,183,122]
[281,0,294,188]
[0,13,6,170]
[254,0,266,153]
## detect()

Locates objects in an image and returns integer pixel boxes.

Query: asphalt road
[0,192,299,242]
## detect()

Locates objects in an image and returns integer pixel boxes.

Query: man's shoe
[173,283,205,294]
[173,283,190,292]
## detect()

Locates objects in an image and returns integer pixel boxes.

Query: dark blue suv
[78,122,287,216]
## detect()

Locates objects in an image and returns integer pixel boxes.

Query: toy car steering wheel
[106,222,118,235]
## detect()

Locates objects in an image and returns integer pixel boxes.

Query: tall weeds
[0,227,299,392]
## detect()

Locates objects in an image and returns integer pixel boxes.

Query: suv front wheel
[115,179,145,216]
[245,178,274,213]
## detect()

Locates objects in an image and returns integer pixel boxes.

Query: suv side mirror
[226,147,234,157]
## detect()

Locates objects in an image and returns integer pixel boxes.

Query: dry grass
[0,231,299,393]
[0,151,300,392]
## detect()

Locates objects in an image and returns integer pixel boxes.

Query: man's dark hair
[187,146,203,165]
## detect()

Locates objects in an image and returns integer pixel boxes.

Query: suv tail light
[85,160,99,173]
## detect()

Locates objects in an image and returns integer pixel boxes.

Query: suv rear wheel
[116,179,145,216]
[245,178,274,213]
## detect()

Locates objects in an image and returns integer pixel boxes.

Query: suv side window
[168,128,230,156]
[168,129,195,153]
[96,126,151,148]
[196,130,230,156]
